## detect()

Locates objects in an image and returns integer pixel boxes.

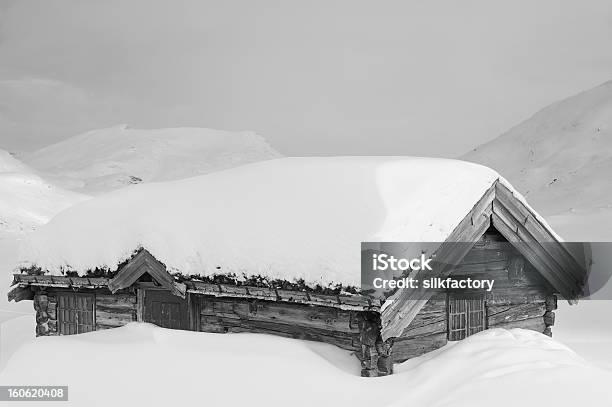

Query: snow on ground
[22,125,282,194]
[17,157,502,286]
[0,150,88,236]
[462,80,612,224]
[0,323,609,407]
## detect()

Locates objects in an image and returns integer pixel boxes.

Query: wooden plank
[485,287,549,305]
[381,188,493,340]
[95,310,135,326]
[493,200,582,290]
[391,332,448,363]
[490,316,546,333]
[199,316,360,351]
[200,298,359,333]
[495,183,586,283]
[136,288,144,322]
[491,211,576,298]
[7,285,34,302]
[487,302,546,325]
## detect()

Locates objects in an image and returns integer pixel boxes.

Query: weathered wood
[12,274,110,289]
[108,249,186,298]
[200,316,360,351]
[391,332,448,363]
[492,201,580,297]
[495,183,587,284]
[485,287,549,305]
[489,316,546,333]
[7,285,34,302]
[381,184,494,340]
[96,310,134,326]
[491,211,575,297]
[95,294,136,329]
[399,298,446,339]
[487,302,546,325]
[199,296,359,333]
[136,288,145,322]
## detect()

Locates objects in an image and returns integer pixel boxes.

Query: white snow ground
[0,323,610,407]
[22,125,282,194]
[0,149,88,236]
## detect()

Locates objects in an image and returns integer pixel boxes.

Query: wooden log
[96,310,135,327]
[200,297,358,333]
[391,332,448,363]
[485,287,549,305]
[487,302,546,325]
[489,316,546,333]
[492,202,580,297]
[400,298,446,339]
[199,316,360,351]
[495,183,586,284]
[491,210,575,297]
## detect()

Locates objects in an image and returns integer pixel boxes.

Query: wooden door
[448,297,485,341]
[57,293,96,335]
[144,289,189,330]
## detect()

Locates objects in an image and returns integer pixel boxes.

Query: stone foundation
[33,291,58,336]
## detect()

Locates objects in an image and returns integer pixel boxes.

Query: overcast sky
[1,0,611,156]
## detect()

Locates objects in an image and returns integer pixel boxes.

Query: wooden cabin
[8,164,588,377]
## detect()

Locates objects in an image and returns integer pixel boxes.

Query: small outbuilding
[8,157,588,376]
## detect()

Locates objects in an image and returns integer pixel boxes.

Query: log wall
[391,228,556,363]
[95,294,137,330]
[32,288,137,336]
[196,295,362,351]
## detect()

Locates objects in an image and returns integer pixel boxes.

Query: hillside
[22,125,281,194]
[463,81,612,240]
[0,149,88,236]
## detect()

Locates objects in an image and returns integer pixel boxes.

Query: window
[448,296,485,341]
[57,293,95,334]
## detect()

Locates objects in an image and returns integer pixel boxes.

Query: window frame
[447,295,486,341]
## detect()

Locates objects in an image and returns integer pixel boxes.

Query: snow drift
[18,157,506,286]
[22,125,282,194]
[0,324,609,407]
[0,149,88,235]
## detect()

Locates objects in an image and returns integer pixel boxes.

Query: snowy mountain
[0,149,88,235]
[462,81,612,240]
[22,125,282,194]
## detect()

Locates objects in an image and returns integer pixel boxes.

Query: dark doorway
[143,289,189,330]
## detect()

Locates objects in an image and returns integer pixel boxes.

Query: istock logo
[371,253,433,271]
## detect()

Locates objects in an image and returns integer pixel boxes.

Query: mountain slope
[0,150,88,235]
[22,125,282,194]
[462,81,612,239]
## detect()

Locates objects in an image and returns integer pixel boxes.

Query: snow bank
[18,157,501,286]
[23,125,282,194]
[0,324,609,407]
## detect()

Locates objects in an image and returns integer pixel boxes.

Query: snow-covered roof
[19,157,510,286]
